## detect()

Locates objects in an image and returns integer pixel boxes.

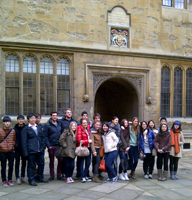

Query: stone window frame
[160,63,192,118]
[3,51,72,116]
[162,0,191,10]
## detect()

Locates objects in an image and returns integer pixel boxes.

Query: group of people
[0,108,185,187]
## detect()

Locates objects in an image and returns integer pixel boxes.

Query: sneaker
[70,177,74,183]
[3,181,8,187]
[144,174,149,179]
[112,176,118,183]
[81,178,86,183]
[124,173,129,181]
[119,173,125,180]
[16,178,21,185]
[48,177,54,181]
[21,177,26,183]
[149,174,153,179]
[85,177,92,182]
[66,178,71,184]
[105,178,112,183]
[57,177,65,181]
[8,180,14,186]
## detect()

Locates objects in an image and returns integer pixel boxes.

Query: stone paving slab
[0,192,8,197]
[53,187,83,195]
[20,188,49,194]
[75,190,106,199]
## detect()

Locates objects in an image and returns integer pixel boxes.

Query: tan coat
[170,131,185,158]
[90,131,102,154]
[0,127,16,152]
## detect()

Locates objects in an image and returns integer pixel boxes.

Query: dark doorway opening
[95,78,138,122]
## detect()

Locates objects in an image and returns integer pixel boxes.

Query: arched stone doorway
[94,77,138,122]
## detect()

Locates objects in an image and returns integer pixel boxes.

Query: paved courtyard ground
[0,156,192,200]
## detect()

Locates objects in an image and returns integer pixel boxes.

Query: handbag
[95,135,104,157]
[152,148,157,156]
[75,141,89,157]
[139,149,146,160]
[99,158,107,172]
[54,145,62,159]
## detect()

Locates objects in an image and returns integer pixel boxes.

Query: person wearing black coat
[43,112,63,181]
[14,115,27,185]
[21,113,48,186]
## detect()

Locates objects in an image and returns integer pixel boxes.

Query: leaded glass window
[187,0,192,9]
[40,57,54,115]
[186,68,192,117]
[162,0,172,6]
[23,56,36,114]
[161,66,170,117]
[173,67,183,117]
[175,0,184,8]
[5,54,19,115]
[57,58,70,115]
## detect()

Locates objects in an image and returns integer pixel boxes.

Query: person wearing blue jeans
[129,146,139,174]
[105,150,117,180]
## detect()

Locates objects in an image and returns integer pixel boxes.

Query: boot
[124,173,129,181]
[158,169,162,181]
[170,171,175,180]
[128,172,132,178]
[93,174,102,183]
[161,171,168,181]
[119,173,125,180]
[132,171,136,179]
[174,171,179,179]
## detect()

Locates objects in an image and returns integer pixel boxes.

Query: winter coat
[43,118,62,148]
[140,128,155,152]
[119,128,130,152]
[14,123,25,150]
[170,131,185,158]
[59,129,77,159]
[102,129,119,153]
[154,131,172,153]
[109,122,122,147]
[76,125,90,147]
[90,127,102,154]
[21,124,46,157]
[61,117,77,131]
[0,127,16,153]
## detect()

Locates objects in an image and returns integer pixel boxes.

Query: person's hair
[50,111,58,116]
[101,122,110,134]
[80,118,88,125]
[35,113,41,118]
[65,108,72,114]
[81,111,88,116]
[160,117,167,122]
[93,113,101,120]
[159,123,168,134]
[112,116,119,121]
[171,121,182,131]
[147,120,156,130]
[27,113,36,120]
[140,121,148,136]
[69,121,77,134]
[131,117,139,135]
[120,119,129,128]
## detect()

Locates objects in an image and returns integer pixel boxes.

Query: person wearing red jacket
[76,119,92,183]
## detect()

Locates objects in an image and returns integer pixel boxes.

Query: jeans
[157,152,169,171]
[48,146,63,178]
[92,148,101,174]
[15,149,27,178]
[105,150,117,179]
[63,157,75,178]
[119,151,128,173]
[113,148,119,174]
[143,153,154,175]
[169,155,179,172]
[78,147,91,178]
[0,152,14,182]
[129,146,138,172]
[27,152,44,183]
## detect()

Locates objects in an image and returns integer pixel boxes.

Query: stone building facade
[0,0,192,147]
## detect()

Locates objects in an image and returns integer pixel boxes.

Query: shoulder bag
[99,158,107,172]
[75,141,89,157]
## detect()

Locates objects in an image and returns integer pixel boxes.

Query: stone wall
[0,0,192,56]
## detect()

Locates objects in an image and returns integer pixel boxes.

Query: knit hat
[3,116,11,122]
[173,121,181,126]
[17,115,25,120]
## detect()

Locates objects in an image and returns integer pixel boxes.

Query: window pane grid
[186,68,192,117]
[173,67,183,117]
[57,90,70,115]
[175,0,184,8]
[187,0,192,9]
[40,57,54,115]
[23,56,36,114]
[162,0,172,6]
[6,87,19,115]
[161,66,170,117]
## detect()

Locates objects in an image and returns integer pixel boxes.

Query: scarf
[170,129,180,154]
